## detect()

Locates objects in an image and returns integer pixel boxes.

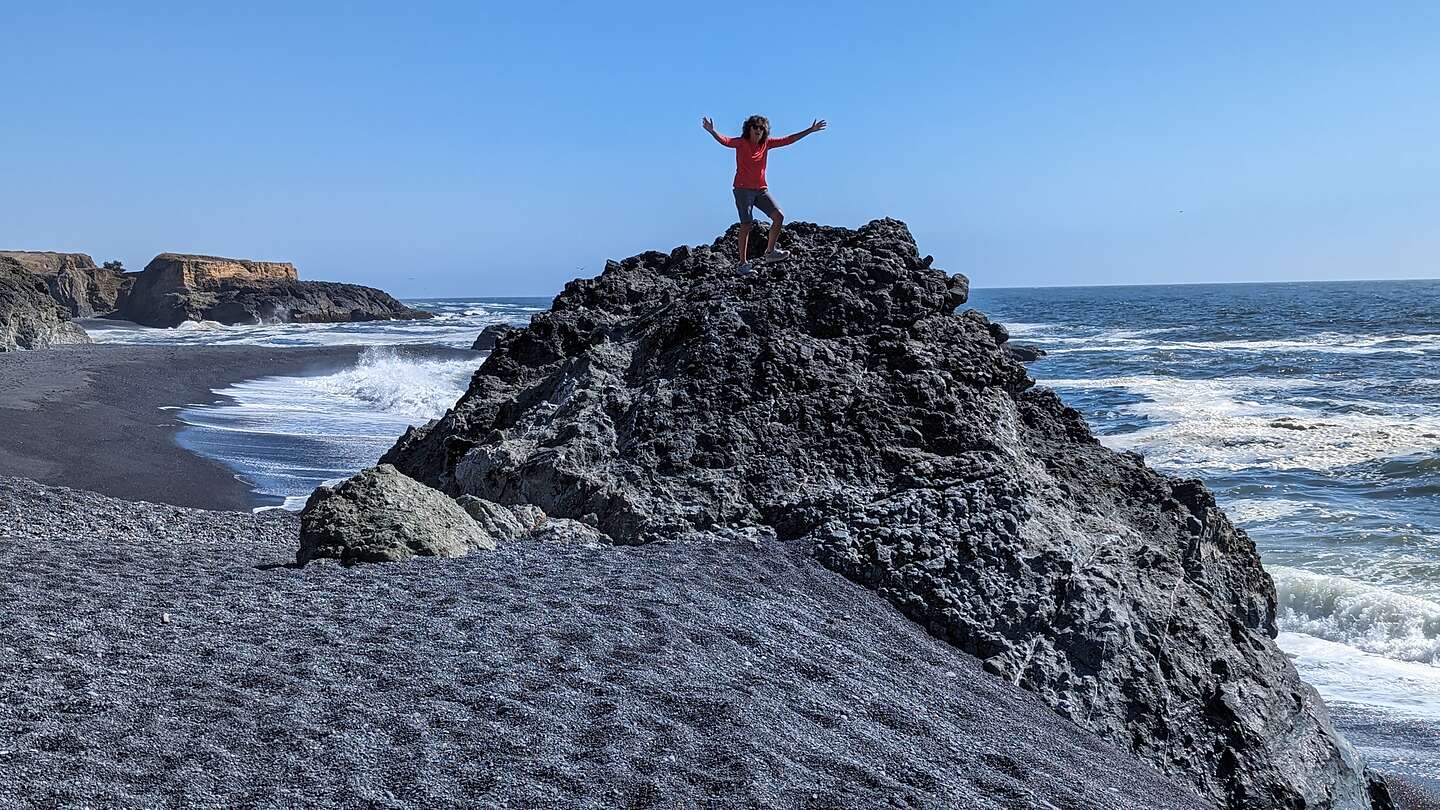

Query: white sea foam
[179,347,479,509]
[1044,375,1440,471]
[289,347,477,418]
[995,322,1056,337]
[1043,330,1440,356]
[1278,632,1440,718]
[78,299,546,349]
[1271,566,1440,665]
[1224,498,1315,525]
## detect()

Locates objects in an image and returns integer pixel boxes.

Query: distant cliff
[114,253,430,328]
[0,257,92,350]
[0,251,130,317]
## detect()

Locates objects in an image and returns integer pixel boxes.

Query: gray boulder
[0,257,92,350]
[455,494,609,545]
[297,464,495,565]
[455,494,532,540]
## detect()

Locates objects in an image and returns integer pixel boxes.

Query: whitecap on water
[1271,566,1440,666]
[1044,331,1440,357]
[1043,375,1440,472]
[178,346,480,509]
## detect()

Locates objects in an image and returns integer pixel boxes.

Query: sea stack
[115,253,431,328]
[374,219,1392,808]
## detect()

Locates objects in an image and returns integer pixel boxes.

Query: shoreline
[0,344,367,510]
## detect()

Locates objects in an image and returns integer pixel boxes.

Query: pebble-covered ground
[0,476,1211,809]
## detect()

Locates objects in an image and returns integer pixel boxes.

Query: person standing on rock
[702,114,826,274]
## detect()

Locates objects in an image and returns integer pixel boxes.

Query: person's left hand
[809,118,828,133]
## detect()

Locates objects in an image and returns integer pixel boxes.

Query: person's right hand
[702,116,714,131]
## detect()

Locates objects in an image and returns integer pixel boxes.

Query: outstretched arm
[702,116,735,146]
[770,118,827,147]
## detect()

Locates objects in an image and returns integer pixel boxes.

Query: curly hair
[741,115,771,144]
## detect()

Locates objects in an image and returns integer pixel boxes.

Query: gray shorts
[733,187,780,223]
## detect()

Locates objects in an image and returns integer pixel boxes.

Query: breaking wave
[1271,566,1440,665]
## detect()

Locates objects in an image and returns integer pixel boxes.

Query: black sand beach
[0,476,1207,809]
[0,344,365,511]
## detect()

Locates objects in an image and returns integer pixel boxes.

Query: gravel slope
[0,476,1207,809]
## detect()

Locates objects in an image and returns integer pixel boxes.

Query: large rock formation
[115,253,430,328]
[0,257,92,350]
[0,251,131,317]
[379,219,1391,809]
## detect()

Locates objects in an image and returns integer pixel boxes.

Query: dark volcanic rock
[0,251,131,317]
[297,464,495,565]
[0,257,92,350]
[381,219,1389,809]
[471,323,518,352]
[114,253,431,328]
[1006,343,1047,362]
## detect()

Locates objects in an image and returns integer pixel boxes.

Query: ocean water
[969,279,1440,784]
[89,298,550,508]
[84,281,1439,781]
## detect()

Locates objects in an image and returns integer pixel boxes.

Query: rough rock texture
[382,219,1390,809]
[472,323,518,352]
[115,253,430,328]
[297,464,494,565]
[453,494,609,545]
[0,251,132,317]
[1006,343,1047,362]
[0,257,92,350]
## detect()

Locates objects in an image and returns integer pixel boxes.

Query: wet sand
[0,345,364,510]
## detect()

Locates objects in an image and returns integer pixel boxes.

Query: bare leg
[765,212,785,254]
[738,222,752,263]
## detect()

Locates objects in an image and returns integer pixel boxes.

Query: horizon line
[403,274,1439,301]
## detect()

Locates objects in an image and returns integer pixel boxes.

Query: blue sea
[82,280,1440,785]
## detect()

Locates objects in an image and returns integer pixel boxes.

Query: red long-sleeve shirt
[718,133,799,189]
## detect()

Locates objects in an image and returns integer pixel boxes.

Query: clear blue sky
[3,2,1437,296]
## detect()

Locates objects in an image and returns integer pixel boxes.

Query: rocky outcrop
[115,253,430,328]
[297,464,494,565]
[471,323,518,352]
[296,465,607,565]
[0,251,131,317]
[379,219,1389,809]
[454,495,610,545]
[0,257,92,350]
[1006,343,1047,362]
